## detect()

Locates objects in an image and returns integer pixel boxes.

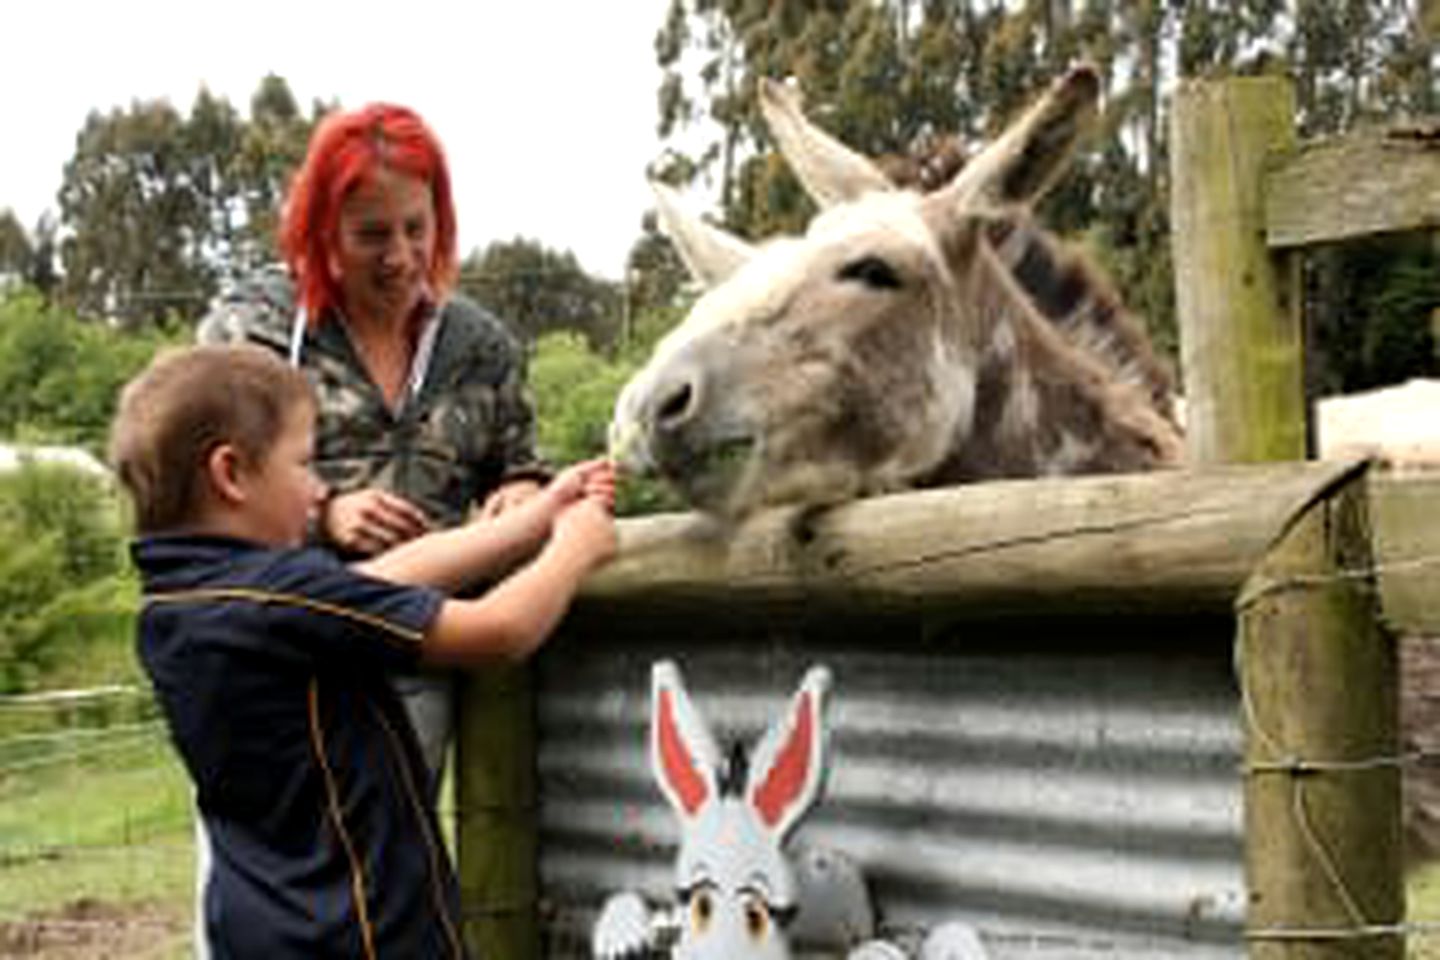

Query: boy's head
[110,345,320,541]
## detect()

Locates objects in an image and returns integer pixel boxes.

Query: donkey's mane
[990,216,1176,416]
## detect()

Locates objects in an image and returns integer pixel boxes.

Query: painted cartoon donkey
[592,661,989,960]
[610,65,1181,518]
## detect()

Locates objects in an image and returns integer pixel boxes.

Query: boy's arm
[420,498,615,665]
[355,459,612,591]
[354,489,553,591]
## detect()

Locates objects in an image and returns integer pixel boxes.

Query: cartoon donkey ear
[651,660,721,822]
[747,666,833,840]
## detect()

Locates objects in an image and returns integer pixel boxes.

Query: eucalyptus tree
[0,210,30,285]
[58,99,208,326]
[458,238,622,351]
[231,75,323,279]
[54,75,317,328]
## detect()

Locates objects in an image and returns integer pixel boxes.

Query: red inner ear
[752,692,814,828]
[658,689,708,815]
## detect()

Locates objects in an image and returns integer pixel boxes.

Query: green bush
[529,325,684,517]
[0,289,175,450]
[0,463,136,693]
[0,459,125,581]
[1308,237,1440,394]
[530,331,633,461]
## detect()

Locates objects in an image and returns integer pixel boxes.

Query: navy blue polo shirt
[133,534,469,959]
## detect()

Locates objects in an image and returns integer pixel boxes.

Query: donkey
[591,661,989,960]
[609,65,1182,518]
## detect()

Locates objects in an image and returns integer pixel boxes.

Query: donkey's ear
[747,666,832,839]
[650,181,755,288]
[940,63,1100,211]
[758,77,893,208]
[650,660,721,821]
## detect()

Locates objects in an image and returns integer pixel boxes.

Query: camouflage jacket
[197,268,547,535]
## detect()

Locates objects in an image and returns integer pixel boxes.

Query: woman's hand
[323,488,431,556]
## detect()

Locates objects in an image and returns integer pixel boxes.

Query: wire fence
[0,680,472,957]
[0,682,195,956]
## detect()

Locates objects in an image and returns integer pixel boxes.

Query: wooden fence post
[1170,76,1305,465]
[1172,76,1403,957]
[1237,466,1402,959]
[456,663,538,960]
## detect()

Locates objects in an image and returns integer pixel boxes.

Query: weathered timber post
[457,664,538,959]
[1170,76,1305,464]
[1172,77,1402,958]
[1237,465,1402,959]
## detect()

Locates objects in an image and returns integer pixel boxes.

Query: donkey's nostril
[656,381,695,428]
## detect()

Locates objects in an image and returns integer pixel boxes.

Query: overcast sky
[1,1,670,280]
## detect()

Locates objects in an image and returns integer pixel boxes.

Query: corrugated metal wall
[534,614,1244,959]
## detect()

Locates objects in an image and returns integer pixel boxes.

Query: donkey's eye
[690,889,714,933]
[837,255,902,290]
[742,893,770,940]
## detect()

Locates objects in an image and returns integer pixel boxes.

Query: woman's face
[331,166,436,326]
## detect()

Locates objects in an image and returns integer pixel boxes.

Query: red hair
[279,103,459,322]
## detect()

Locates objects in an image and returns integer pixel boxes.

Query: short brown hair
[109,345,314,533]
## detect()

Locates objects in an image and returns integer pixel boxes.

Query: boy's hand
[582,461,617,513]
[553,498,617,571]
[546,459,616,513]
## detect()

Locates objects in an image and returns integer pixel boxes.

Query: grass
[0,696,460,959]
[0,705,195,958]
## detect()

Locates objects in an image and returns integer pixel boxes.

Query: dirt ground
[0,900,188,960]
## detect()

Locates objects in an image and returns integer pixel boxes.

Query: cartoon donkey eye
[688,884,716,934]
[742,890,771,941]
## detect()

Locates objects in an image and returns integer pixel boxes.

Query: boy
[109,344,616,958]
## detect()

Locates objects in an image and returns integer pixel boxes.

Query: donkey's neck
[985,215,1175,413]
[927,245,1179,485]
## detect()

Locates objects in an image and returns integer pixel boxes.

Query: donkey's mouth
[608,416,655,475]
[656,434,757,513]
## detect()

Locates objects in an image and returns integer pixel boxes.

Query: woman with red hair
[200,102,548,802]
